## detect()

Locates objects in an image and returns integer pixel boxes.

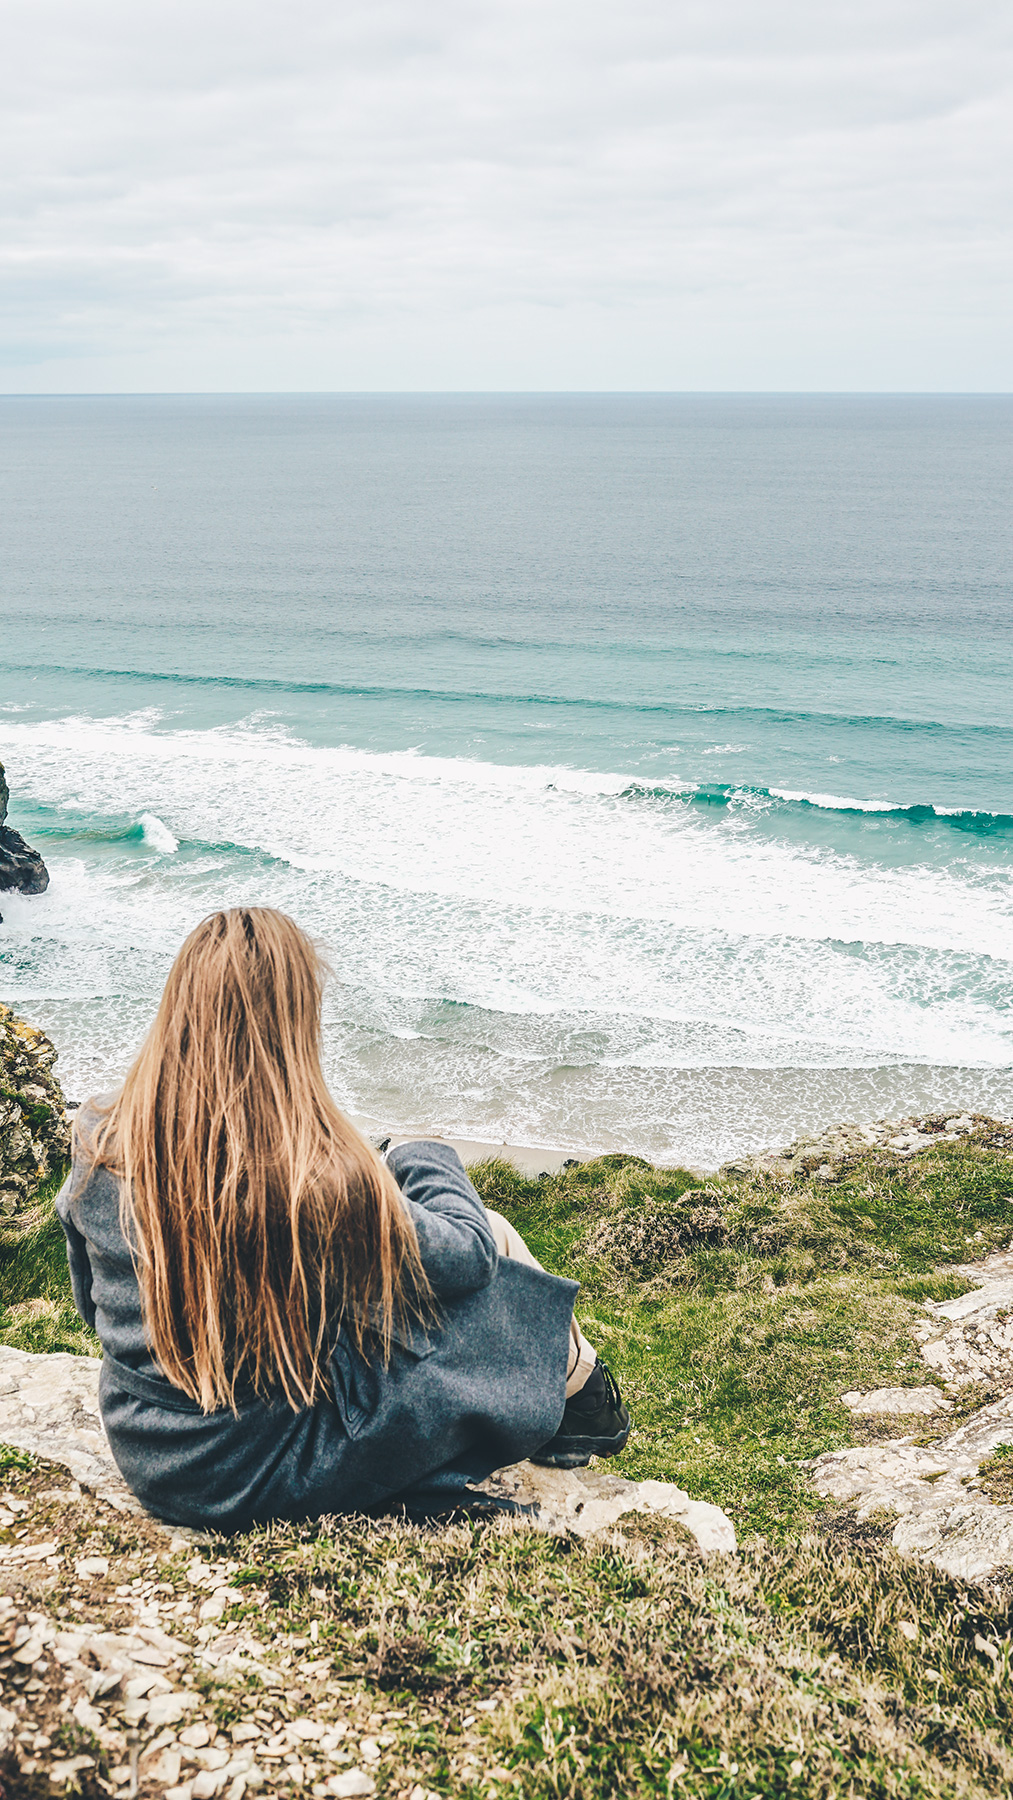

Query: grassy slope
[3,1135,1013,1528]
[0,1166,99,1356]
[2,1453,1012,1800]
[3,1131,1013,1798]
[469,1132,1013,1533]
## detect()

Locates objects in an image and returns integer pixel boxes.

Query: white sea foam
[6,716,1009,950]
[2,714,1011,1156]
[138,812,178,854]
[769,787,904,813]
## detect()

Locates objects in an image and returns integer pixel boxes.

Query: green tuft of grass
[978,1442,1013,1505]
[0,1441,37,1474]
[0,1162,100,1357]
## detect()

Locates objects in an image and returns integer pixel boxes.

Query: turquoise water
[1,394,1011,1164]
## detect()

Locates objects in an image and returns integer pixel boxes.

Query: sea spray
[136,812,179,854]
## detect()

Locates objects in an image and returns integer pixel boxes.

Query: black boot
[530,1359,631,1469]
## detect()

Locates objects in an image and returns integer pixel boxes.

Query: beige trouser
[485,1208,597,1399]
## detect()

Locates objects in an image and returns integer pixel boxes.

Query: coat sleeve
[385,1141,498,1298]
[55,1171,98,1331]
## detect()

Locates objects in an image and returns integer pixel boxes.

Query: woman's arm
[385,1141,498,1298]
[55,1174,99,1331]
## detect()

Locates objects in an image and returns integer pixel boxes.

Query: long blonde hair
[87,907,430,1413]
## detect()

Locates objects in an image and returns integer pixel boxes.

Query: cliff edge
[0,1004,70,1220]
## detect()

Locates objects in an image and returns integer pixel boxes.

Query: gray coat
[56,1119,577,1530]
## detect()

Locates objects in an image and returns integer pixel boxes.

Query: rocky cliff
[0,1004,71,1218]
[0,761,49,894]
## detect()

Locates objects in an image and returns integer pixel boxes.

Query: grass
[238,1502,1013,1800]
[465,1128,1013,1534]
[2,1457,1013,1800]
[978,1443,1013,1506]
[3,1125,1013,1797]
[0,1164,100,1357]
[4,1129,1013,1529]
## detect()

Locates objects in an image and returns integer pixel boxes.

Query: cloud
[0,0,1010,388]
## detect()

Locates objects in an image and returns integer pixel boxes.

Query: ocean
[1,393,1011,1167]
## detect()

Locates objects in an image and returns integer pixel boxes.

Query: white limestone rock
[808,1389,1013,1581]
[912,1252,1013,1388]
[892,1502,1013,1581]
[0,1345,137,1510]
[810,1440,962,1520]
[839,1387,950,1416]
[476,1461,736,1552]
[813,1259,1013,1581]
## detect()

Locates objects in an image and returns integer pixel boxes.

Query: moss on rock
[0,1003,71,1224]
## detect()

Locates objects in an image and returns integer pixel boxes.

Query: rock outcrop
[0,1345,736,1554]
[719,1111,991,1182]
[839,1386,951,1417]
[809,1251,1013,1581]
[581,1187,728,1272]
[0,759,48,894]
[912,1250,1013,1387]
[0,1004,71,1218]
[808,1391,1013,1583]
[477,1458,736,1549]
[0,1348,118,1505]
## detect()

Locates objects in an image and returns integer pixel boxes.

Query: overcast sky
[1,0,1010,391]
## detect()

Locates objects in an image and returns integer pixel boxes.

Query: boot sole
[529,1421,631,1469]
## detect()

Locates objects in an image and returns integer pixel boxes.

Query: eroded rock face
[0,1004,72,1218]
[808,1391,1013,1582]
[0,761,49,895]
[0,1346,737,1555]
[912,1252,1013,1388]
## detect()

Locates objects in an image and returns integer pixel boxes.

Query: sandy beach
[354,1123,584,1177]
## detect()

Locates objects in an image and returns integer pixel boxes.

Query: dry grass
[2,1451,1013,1800]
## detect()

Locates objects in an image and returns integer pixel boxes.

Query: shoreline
[9,989,1013,1171]
[352,1122,590,1177]
[353,1106,1013,1181]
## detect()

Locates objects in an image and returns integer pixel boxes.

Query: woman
[57,907,629,1529]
